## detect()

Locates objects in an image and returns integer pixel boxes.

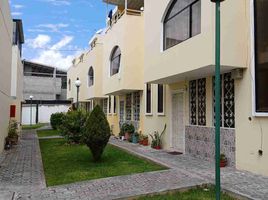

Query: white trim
[145,83,153,116]
[250,0,268,117]
[157,84,166,116]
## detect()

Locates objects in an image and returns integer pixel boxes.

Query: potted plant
[121,123,135,141]
[149,124,166,150]
[220,153,228,167]
[142,136,149,146]
[132,132,139,144]
[6,120,19,145]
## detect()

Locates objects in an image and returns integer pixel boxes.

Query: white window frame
[157,84,165,116]
[250,0,268,117]
[145,83,153,116]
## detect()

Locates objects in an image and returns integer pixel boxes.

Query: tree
[83,105,111,161]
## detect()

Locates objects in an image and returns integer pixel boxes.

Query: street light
[211,0,225,200]
[29,95,33,126]
[75,78,81,109]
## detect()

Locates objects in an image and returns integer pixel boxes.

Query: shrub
[8,120,18,138]
[50,112,65,130]
[59,109,88,144]
[83,105,111,162]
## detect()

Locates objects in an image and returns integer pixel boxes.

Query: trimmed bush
[50,112,65,130]
[83,105,111,162]
[59,109,88,144]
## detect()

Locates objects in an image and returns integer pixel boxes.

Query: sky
[9,0,112,71]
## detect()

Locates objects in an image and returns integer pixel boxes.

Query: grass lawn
[37,129,60,137]
[22,123,46,130]
[136,186,237,200]
[39,138,167,186]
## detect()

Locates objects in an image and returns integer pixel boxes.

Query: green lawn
[22,123,46,130]
[39,139,166,186]
[37,129,60,137]
[136,187,237,200]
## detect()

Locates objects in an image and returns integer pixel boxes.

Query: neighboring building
[67,0,268,176]
[23,60,67,100]
[22,61,70,125]
[0,0,24,152]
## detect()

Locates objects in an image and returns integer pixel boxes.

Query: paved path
[1,133,268,200]
[0,131,46,200]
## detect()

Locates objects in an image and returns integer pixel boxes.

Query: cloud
[26,34,51,48]
[37,23,69,32]
[13,4,24,9]
[11,12,23,16]
[41,0,71,6]
[31,36,82,70]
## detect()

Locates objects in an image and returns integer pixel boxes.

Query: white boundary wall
[22,104,69,125]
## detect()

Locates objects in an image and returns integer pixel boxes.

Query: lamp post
[29,95,33,126]
[211,0,225,199]
[75,78,81,109]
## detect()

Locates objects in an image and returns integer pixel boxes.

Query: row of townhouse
[0,1,24,152]
[67,0,268,176]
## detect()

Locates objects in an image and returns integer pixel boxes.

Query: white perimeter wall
[22,105,69,125]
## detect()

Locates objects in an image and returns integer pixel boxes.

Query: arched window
[88,67,94,87]
[110,46,121,76]
[68,79,71,91]
[163,0,201,50]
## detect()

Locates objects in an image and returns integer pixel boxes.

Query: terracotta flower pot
[220,159,227,168]
[142,139,148,146]
[124,132,130,141]
[154,146,161,150]
[139,140,143,145]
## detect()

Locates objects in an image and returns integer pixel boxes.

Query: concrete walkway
[1,133,268,199]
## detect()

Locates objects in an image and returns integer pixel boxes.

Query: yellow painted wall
[102,13,144,95]
[67,35,105,102]
[0,0,13,152]
[144,0,248,83]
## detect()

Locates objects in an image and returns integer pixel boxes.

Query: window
[126,94,132,120]
[157,84,164,114]
[213,73,235,128]
[68,79,71,91]
[133,92,140,121]
[110,46,121,76]
[113,96,117,114]
[146,84,152,114]
[163,0,201,50]
[189,78,206,126]
[254,0,268,113]
[103,99,108,115]
[108,96,112,114]
[88,67,94,87]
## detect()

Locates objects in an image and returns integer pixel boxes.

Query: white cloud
[12,12,22,16]
[41,0,71,6]
[31,36,81,70]
[13,4,24,9]
[26,34,51,48]
[37,23,69,32]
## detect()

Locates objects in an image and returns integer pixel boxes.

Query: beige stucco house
[0,0,24,153]
[67,0,268,176]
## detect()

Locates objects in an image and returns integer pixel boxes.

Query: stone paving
[1,133,268,200]
[0,131,46,200]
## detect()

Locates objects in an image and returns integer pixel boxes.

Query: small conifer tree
[83,105,111,161]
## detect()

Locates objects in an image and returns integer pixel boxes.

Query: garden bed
[37,129,60,138]
[39,138,166,186]
[135,185,238,200]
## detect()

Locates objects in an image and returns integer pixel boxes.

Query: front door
[171,92,185,153]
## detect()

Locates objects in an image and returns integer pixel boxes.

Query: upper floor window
[110,46,121,76]
[88,67,94,87]
[163,0,201,50]
[146,84,152,115]
[254,0,268,113]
